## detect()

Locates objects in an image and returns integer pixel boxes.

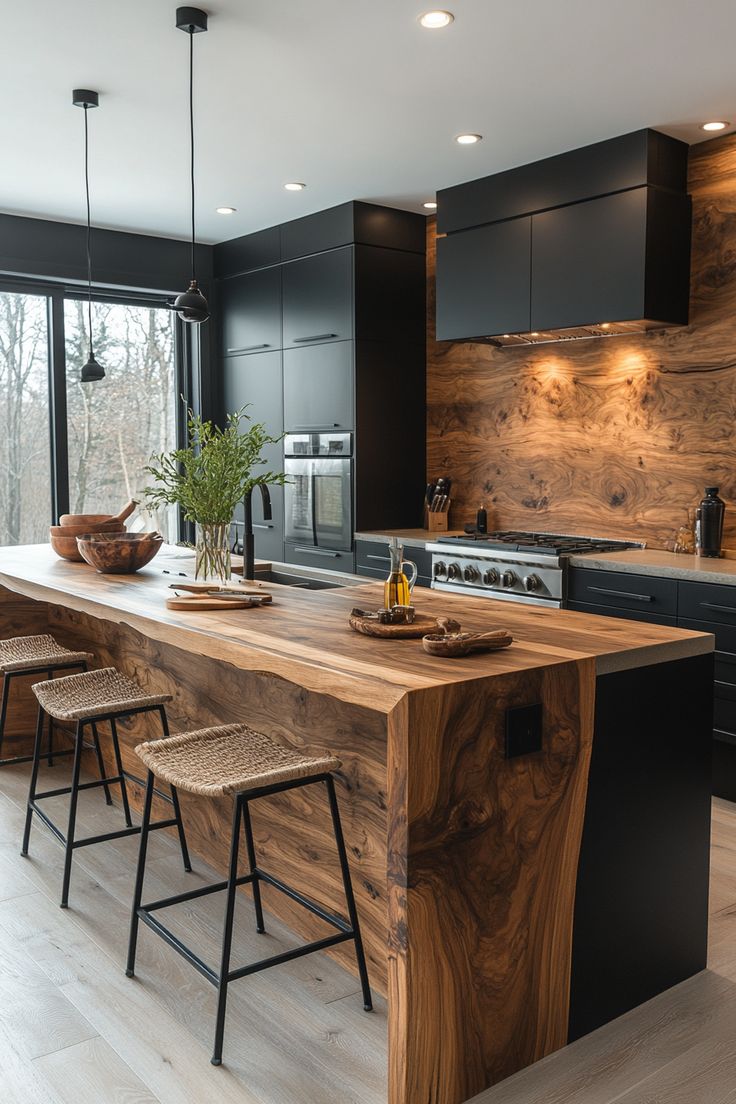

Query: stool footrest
[0,747,76,768]
[138,911,219,985]
[29,803,177,851]
[35,775,124,801]
[256,868,352,933]
[142,873,255,914]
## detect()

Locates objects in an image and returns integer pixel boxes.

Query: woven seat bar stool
[0,634,93,768]
[22,666,191,908]
[125,722,372,1066]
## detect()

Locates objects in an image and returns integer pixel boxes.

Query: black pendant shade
[81,352,105,383]
[173,7,209,325]
[73,88,105,381]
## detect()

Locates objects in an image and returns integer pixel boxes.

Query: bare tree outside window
[65,299,178,540]
[0,291,52,546]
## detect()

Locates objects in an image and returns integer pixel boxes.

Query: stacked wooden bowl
[49,500,137,562]
[76,532,163,574]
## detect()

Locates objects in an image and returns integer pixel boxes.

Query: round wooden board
[348,614,459,639]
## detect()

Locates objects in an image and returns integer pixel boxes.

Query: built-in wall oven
[284,432,353,552]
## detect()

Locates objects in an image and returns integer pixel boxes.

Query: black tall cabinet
[215,201,426,570]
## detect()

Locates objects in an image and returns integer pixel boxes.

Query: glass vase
[194,522,231,584]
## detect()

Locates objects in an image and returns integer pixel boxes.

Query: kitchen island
[0,545,715,1104]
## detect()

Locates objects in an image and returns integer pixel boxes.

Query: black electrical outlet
[505,703,543,759]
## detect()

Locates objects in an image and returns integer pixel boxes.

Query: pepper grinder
[476,505,488,534]
[696,487,725,558]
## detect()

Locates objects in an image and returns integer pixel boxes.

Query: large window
[65,299,178,541]
[0,291,52,545]
[0,283,184,547]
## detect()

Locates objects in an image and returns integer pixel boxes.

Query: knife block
[425,501,451,532]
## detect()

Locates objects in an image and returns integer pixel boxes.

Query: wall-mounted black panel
[643,189,692,325]
[220,267,282,356]
[282,247,353,347]
[436,219,531,341]
[213,226,280,279]
[283,340,354,431]
[438,129,688,234]
[531,189,649,331]
[354,245,426,343]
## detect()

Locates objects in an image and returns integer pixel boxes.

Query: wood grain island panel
[0,545,714,1104]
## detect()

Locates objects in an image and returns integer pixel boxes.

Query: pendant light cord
[83,103,94,357]
[189,27,196,282]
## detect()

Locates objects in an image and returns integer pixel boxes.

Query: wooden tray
[349,613,460,639]
[422,630,513,657]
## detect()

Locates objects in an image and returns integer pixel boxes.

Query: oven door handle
[310,465,318,546]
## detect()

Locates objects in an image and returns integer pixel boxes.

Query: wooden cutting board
[166,593,272,611]
[348,613,460,639]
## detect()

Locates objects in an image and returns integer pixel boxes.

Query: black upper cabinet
[436,219,531,341]
[221,350,283,458]
[283,341,354,431]
[220,268,282,356]
[282,247,353,347]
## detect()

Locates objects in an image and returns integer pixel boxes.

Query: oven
[284,432,353,552]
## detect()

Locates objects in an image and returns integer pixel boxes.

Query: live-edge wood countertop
[0,545,712,710]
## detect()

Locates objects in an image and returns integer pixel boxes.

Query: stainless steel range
[427,531,644,607]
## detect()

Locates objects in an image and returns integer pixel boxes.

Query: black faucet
[242,483,272,580]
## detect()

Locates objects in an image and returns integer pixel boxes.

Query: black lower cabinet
[355,539,431,588]
[568,653,713,1041]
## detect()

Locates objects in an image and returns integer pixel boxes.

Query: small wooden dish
[422,630,514,658]
[349,612,461,639]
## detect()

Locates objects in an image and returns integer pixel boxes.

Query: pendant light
[73,89,105,382]
[172,6,209,324]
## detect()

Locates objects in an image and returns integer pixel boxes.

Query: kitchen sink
[249,568,347,591]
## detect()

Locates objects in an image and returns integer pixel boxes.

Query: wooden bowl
[49,520,125,561]
[76,532,163,574]
[50,520,125,538]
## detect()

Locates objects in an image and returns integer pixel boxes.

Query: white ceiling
[4,0,736,245]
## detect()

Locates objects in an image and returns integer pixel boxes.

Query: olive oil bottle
[384,537,418,608]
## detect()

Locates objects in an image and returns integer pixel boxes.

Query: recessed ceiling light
[419,10,454,29]
[215,206,237,215]
[456,133,482,145]
[423,201,438,210]
[284,182,306,191]
[701,120,729,132]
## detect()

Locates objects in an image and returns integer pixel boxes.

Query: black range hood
[435,129,692,346]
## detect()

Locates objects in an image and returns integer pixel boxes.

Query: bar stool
[0,634,92,768]
[22,666,191,908]
[125,722,372,1066]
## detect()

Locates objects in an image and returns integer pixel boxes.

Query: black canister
[476,505,488,534]
[696,487,725,558]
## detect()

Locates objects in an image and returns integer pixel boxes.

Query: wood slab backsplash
[427,133,736,549]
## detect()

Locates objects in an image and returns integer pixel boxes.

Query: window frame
[0,276,193,539]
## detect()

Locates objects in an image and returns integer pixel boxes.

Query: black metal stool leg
[126,770,155,978]
[45,670,55,767]
[109,717,133,826]
[242,799,265,933]
[60,721,85,908]
[90,722,113,806]
[325,775,373,1012]
[212,797,243,1066]
[21,706,46,856]
[169,785,192,872]
[0,672,11,764]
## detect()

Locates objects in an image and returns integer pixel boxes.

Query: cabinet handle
[715,680,736,692]
[366,553,390,563]
[714,728,736,746]
[292,333,338,343]
[252,523,274,530]
[226,344,270,353]
[291,423,340,429]
[701,601,736,615]
[297,548,341,558]
[587,585,654,602]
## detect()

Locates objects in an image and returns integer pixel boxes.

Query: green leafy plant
[144,406,286,524]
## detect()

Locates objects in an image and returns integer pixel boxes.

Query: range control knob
[447,562,461,581]
[433,561,447,580]
[523,574,541,592]
[483,568,499,586]
[501,570,517,588]
[463,564,479,583]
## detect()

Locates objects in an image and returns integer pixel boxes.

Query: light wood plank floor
[1,760,736,1104]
